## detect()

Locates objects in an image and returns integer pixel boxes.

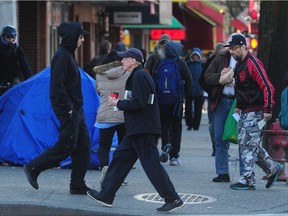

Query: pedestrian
[0,25,32,96]
[144,33,171,75]
[87,48,184,213]
[84,39,112,79]
[23,21,91,195]
[152,41,192,166]
[200,43,226,156]
[204,44,243,183]
[93,51,129,185]
[185,47,204,131]
[225,33,283,190]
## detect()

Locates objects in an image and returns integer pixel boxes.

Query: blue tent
[0,67,116,169]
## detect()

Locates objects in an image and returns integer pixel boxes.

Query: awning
[231,8,249,31]
[231,19,248,31]
[122,16,185,29]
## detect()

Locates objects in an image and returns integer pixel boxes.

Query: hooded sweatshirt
[50,22,84,116]
[164,41,192,99]
[187,48,203,97]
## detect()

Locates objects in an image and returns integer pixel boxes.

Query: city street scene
[0,0,288,216]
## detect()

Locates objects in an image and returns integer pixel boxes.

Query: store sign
[151,29,186,40]
[114,12,142,24]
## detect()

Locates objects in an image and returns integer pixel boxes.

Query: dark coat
[204,50,231,111]
[0,37,31,83]
[117,65,161,136]
[50,22,84,116]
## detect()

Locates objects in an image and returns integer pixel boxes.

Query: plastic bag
[222,99,238,144]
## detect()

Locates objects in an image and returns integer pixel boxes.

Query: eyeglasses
[228,46,240,51]
[4,35,15,40]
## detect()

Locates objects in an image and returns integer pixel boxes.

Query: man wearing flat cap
[225,33,283,190]
[24,22,91,195]
[87,48,184,213]
[144,33,171,75]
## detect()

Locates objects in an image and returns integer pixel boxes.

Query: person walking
[0,25,32,96]
[144,34,171,75]
[23,21,91,195]
[87,48,184,213]
[204,46,240,183]
[93,51,129,185]
[185,47,204,131]
[200,43,226,156]
[225,33,283,190]
[152,41,192,166]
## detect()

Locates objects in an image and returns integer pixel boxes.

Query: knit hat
[159,34,171,43]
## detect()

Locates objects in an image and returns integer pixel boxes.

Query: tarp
[0,67,117,169]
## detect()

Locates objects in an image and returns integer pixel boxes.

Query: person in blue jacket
[87,48,184,213]
[23,22,91,195]
[185,47,205,131]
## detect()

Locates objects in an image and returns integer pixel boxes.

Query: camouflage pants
[238,111,277,186]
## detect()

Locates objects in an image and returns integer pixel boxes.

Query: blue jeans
[214,96,244,175]
[214,97,233,174]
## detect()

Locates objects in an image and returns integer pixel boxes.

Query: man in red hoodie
[225,33,283,190]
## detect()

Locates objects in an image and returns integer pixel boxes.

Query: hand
[263,112,272,121]
[108,96,119,107]
[234,108,240,115]
[68,109,73,116]
[220,67,230,75]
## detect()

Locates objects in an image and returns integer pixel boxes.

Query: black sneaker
[230,182,255,190]
[156,199,184,213]
[212,174,230,182]
[160,143,172,163]
[70,185,91,195]
[23,164,39,190]
[266,163,283,189]
[87,189,113,207]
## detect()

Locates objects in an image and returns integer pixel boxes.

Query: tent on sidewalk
[0,67,117,169]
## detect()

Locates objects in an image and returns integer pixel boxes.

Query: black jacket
[0,37,31,82]
[117,65,161,136]
[50,22,84,116]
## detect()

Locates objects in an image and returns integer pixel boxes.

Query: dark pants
[98,123,126,169]
[185,95,205,130]
[27,109,91,188]
[100,134,180,203]
[159,104,183,159]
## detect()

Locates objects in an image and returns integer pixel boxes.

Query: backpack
[279,87,288,130]
[152,58,183,106]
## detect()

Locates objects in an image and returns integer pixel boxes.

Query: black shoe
[23,164,39,190]
[187,127,192,131]
[160,143,172,163]
[156,199,184,213]
[266,163,283,189]
[87,189,113,207]
[212,174,230,182]
[70,185,91,195]
[230,182,255,190]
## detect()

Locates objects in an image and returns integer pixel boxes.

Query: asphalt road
[0,112,288,216]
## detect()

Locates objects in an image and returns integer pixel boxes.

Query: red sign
[151,29,186,40]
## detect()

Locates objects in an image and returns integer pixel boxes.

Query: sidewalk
[0,113,288,216]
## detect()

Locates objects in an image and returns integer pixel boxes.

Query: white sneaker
[169,158,181,166]
[99,166,108,186]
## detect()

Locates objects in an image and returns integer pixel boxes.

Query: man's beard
[157,47,165,59]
